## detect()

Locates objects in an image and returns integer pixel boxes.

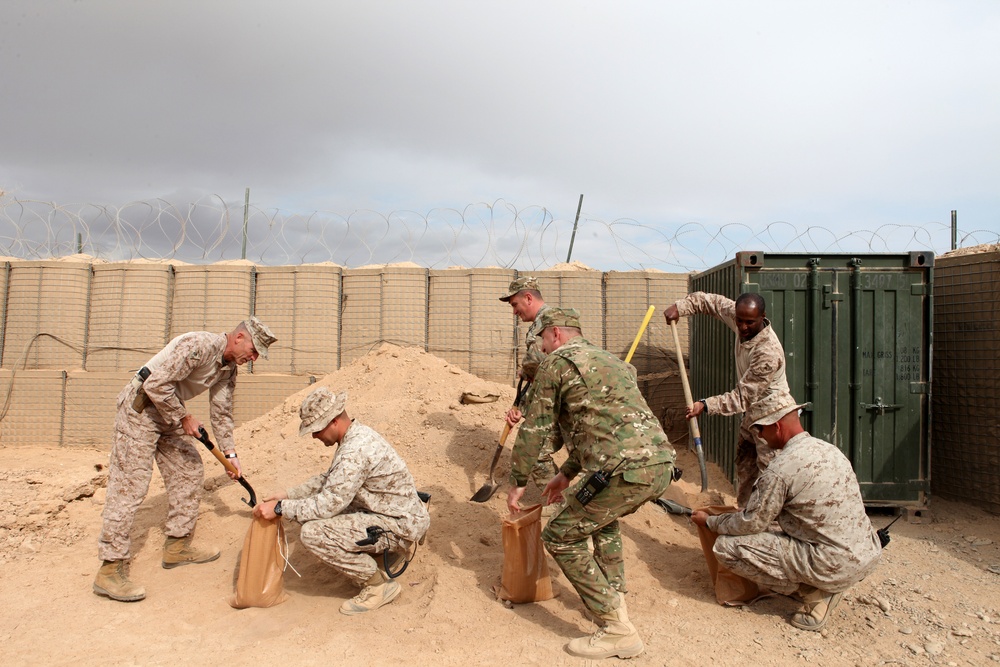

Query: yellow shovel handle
[625,305,656,364]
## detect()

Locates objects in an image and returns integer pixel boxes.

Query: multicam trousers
[541,462,673,616]
[98,384,205,562]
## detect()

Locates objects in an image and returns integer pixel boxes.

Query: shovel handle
[670,321,709,491]
[196,427,257,507]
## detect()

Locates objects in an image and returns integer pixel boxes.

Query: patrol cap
[499,276,540,302]
[243,316,277,359]
[298,387,348,436]
[536,307,582,331]
[749,392,806,427]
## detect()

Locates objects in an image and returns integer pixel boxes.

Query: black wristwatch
[274,500,283,516]
[699,399,708,414]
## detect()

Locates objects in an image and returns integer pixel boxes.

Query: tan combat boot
[790,584,844,631]
[161,534,220,569]
[339,570,401,616]
[93,560,146,602]
[566,599,644,659]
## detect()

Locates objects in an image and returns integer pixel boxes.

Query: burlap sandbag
[695,505,763,606]
[229,515,290,609]
[495,504,554,603]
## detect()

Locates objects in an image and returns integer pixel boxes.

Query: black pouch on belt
[131,366,152,413]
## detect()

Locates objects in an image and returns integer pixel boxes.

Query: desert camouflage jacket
[510,336,675,487]
[140,331,237,450]
[283,421,430,543]
[676,292,790,430]
[708,432,881,585]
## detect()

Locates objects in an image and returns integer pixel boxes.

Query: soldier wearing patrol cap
[254,386,430,616]
[499,276,560,494]
[691,392,882,632]
[94,316,277,602]
[507,307,677,660]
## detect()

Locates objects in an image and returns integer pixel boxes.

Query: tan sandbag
[229,515,290,609]
[495,504,554,603]
[694,505,763,606]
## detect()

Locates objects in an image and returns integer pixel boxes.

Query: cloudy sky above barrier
[1,1,998,268]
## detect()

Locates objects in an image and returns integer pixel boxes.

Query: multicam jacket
[510,336,675,487]
[708,432,881,589]
[520,304,551,381]
[282,421,430,543]
[140,331,238,450]
[675,292,790,432]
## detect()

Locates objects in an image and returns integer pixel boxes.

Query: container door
[850,263,929,503]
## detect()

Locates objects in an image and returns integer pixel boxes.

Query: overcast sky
[1,1,998,268]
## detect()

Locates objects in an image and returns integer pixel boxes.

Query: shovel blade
[470,481,498,503]
[653,498,693,516]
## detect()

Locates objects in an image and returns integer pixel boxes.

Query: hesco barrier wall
[933,248,1000,514]
[0,261,691,450]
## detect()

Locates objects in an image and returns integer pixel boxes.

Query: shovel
[653,497,693,516]
[470,378,530,502]
[670,320,709,491]
[196,426,258,508]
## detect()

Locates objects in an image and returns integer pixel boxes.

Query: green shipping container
[688,251,933,507]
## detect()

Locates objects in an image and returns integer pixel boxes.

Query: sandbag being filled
[229,515,290,609]
[495,504,554,604]
[694,504,766,606]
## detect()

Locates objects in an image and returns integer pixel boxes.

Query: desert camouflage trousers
[98,385,204,561]
[299,512,411,587]
[735,432,777,508]
[542,462,673,615]
[714,529,880,595]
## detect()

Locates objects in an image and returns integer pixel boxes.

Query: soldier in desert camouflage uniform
[507,307,676,660]
[664,291,791,506]
[692,393,882,632]
[93,316,277,602]
[499,276,557,491]
[254,387,430,616]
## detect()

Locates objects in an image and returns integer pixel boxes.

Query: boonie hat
[244,316,277,359]
[536,307,582,331]
[499,276,540,302]
[298,387,348,436]
[749,392,806,427]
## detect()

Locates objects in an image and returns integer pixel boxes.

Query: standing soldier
[507,308,676,660]
[499,276,557,491]
[93,316,277,602]
[664,292,790,506]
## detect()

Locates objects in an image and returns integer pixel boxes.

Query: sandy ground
[2,344,1000,666]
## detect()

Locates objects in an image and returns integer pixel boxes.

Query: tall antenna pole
[241,188,250,260]
[566,194,584,263]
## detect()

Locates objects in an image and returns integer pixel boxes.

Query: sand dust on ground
[2,343,1000,666]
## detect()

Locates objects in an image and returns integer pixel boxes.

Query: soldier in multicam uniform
[692,393,882,632]
[506,307,676,660]
[93,316,277,602]
[499,276,557,492]
[664,292,791,506]
[254,387,430,615]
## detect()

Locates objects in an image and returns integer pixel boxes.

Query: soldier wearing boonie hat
[254,386,430,617]
[498,275,561,496]
[535,307,581,331]
[95,316,278,603]
[692,390,882,635]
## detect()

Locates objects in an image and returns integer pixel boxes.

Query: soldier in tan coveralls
[664,291,791,506]
[254,387,430,615]
[507,308,676,660]
[692,393,882,632]
[93,316,277,602]
[499,276,558,491]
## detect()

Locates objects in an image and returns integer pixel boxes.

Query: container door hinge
[909,382,929,395]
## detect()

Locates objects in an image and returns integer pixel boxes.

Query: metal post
[241,188,250,260]
[565,194,584,263]
[950,210,957,251]
[76,232,82,254]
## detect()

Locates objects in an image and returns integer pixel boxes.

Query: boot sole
[162,552,221,569]
[566,641,644,659]
[93,583,145,602]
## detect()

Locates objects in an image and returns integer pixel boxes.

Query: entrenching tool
[653,498,693,516]
[196,426,257,508]
[471,378,531,503]
[670,320,709,492]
